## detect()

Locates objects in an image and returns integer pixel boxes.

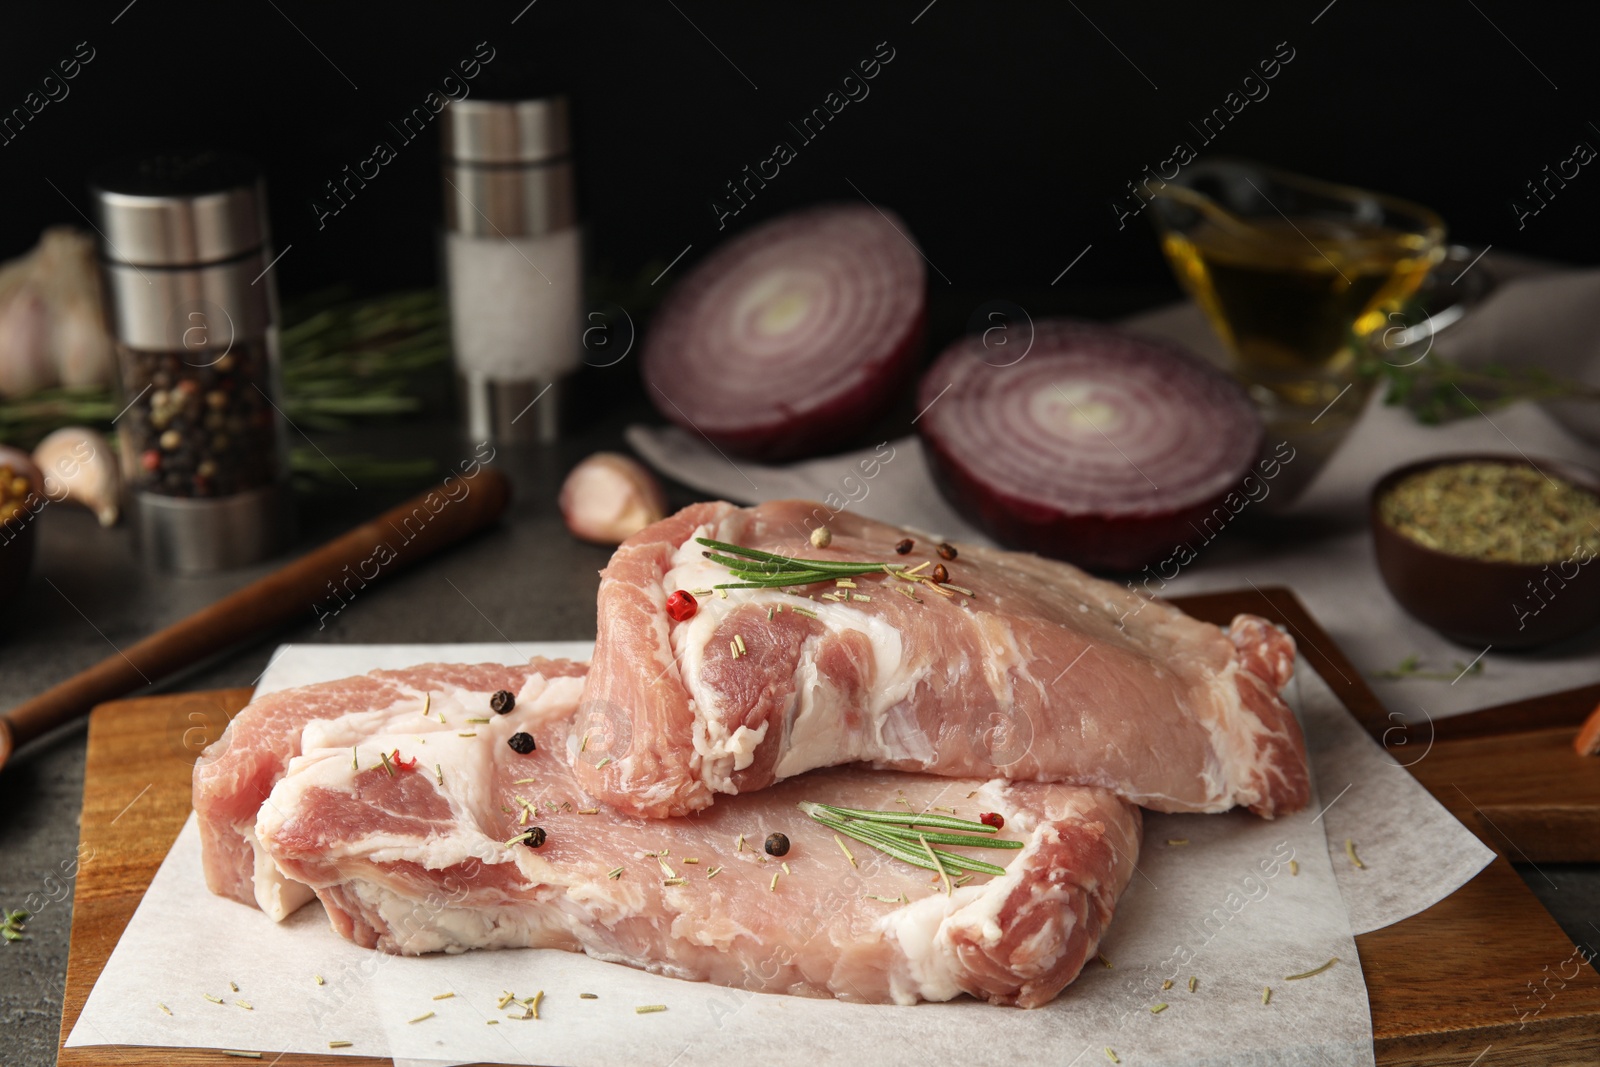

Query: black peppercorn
[764,832,790,857]
[491,690,516,715]
[507,732,537,755]
[937,542,957,561]
[894,538,914,555]
[523,826,547,848]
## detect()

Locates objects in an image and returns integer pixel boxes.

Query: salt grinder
[440,95,581,444]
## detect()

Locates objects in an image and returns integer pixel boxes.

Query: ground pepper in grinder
[91,152,292,572]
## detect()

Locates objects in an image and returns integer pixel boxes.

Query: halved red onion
[917,320,1263,571]
[642,204,925,461]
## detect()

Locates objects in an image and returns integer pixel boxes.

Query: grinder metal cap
[441,97,570,165]
[89,151,268,267]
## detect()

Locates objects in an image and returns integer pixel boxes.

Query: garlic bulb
[0,228,116,399]
[33,426,120,526]
[559,452,667,545]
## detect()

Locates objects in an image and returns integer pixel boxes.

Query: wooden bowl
[1370,453,1600,649]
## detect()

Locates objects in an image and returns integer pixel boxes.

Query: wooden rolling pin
[0,464,511,768]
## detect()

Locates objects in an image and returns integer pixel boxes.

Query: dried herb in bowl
[1377,461,1600,564]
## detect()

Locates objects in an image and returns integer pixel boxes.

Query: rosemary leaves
[798,801,1021,879]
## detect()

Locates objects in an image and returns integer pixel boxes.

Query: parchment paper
[67,641,1488,1065]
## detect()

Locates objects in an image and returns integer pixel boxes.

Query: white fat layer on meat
[344,879,565,955]
[246,824,315,920]
[663,523,933,792]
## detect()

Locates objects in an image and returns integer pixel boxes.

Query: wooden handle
[3,464,511,751]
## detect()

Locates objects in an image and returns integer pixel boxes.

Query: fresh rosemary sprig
[798,801,1020,879]
[696,538,899,590]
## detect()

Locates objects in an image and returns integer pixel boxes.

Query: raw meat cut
[254,688,1142,1008]
[193,659,587,919]
[576,500,1309,820]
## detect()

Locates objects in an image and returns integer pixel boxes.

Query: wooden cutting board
[55,587,1600,1066]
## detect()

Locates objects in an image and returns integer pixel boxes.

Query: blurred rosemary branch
[0,288,451,487]
[1363,354,1600,424]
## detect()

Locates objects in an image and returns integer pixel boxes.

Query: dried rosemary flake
[820,593,843,602]
[379,751,395,777]
[790,606,819,619]
[204,994,225,1004]
[465,717,491,724]
[496,993,516,1009]
[222,1053,262,1060]
[437,712,446,724]
[707,865,724,879]
[769,872,779,891]
[689,588,712,596]
[328,1040,353,1048]
[578,807,599,815]
[735,633,746,655]
[836,579,857,588]
[1167,838,1189,846]
[918,833,952,896]
[1162,979,1173,990]
[781,861,791,875]
[737,834,746,852]
[607,867,625,879]
[159,1002,172,1016]
[432,992,456,1000]
[235,1000,253,1010]
[834,834,857,867]
[580,992,598,999]
[1188,976,1198,992]
[1151,1002,1168,1013]
[729,639,740,658]
[866,894,902,903]
[953,873,974,888]
[942,584,975,597]
[580,734,589,753]
[315,974,325,986]
[458,732,478,738]
[767,606,774,621]
[409,1011,435,1024]
[1262,986,1272,1005]
[229,981,239,992]
[933,806,956,814]
[435,764,444,786]
[531,990,544,1019]
[1285,957,1340,981]
[1097,953,1113,969]
[514,778,537,784]
[905,561,931,576]
[486,1019,499,1025]
[351,748,358,771]
[504,831,534,847]
[896,586,923,603]
[718,588,728,599]
[851,594,872,602]
[1345,839,1365,869]
[663,877,688,887]
[1104,1049,1120,1064]
[596,756,612,769]
[636,1004,668,1014]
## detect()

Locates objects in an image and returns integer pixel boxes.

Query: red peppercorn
[979,812,1005,830]
[932,564,950,585]
[391,748,418,771]
[666,590,698,622]
[140,450,162,472]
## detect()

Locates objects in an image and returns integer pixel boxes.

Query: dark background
[2,0,1596,329]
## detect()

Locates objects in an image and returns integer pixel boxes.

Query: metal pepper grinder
[440,95,582,445]
[90,151,293,572]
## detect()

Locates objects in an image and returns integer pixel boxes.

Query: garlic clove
[33,426,120,527]
[559,452,668,545]
[0,287,57,399]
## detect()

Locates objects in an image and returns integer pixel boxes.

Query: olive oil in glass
[1162,216,1439,410]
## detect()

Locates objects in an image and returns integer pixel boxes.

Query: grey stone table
[1,412,1595,1067]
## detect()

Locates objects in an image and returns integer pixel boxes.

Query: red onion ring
[642,204,925,461]
[917,320,1263,571]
